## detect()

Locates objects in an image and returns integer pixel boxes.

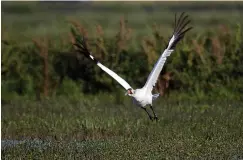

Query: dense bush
[1,17,243,100]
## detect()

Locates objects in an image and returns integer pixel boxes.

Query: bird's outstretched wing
[73,34,133,91]
[143,12,192,92]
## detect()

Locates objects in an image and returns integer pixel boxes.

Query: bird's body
[73,12,193,121]
[131,88,153,108]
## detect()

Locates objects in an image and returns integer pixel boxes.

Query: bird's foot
[149,116,154,121]
[154,116,158,122]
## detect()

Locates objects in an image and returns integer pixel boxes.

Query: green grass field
[2,1,243,44]
[2,1,243,159]
[2,94,243,159]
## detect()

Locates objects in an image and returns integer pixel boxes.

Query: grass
[2,94,243,159]
[2,1,243,44]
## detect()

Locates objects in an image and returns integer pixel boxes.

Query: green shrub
[1,16,242,100]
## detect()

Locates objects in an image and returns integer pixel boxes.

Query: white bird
[74,12,192,121]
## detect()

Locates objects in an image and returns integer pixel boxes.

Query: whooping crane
[73,12,192,121]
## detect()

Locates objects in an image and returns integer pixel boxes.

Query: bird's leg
[142,108,153,121]
[150,105,158,121]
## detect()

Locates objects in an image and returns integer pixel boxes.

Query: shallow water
[2,140,23,149]
[1,139,111,150]
[1,139,51,150]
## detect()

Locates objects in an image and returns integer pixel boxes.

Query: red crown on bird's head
[127,88,134,95]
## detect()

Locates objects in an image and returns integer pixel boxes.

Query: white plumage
[143,49,174,92]
[74,12,192,121]
[97,62,132,90]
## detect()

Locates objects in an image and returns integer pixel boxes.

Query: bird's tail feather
[152,93,160,101]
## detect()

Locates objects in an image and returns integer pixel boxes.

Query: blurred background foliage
[1,1,243,101]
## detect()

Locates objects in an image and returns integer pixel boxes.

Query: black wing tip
[73,35,99,64]
[170,12,193,49]
[174,12,192,38]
